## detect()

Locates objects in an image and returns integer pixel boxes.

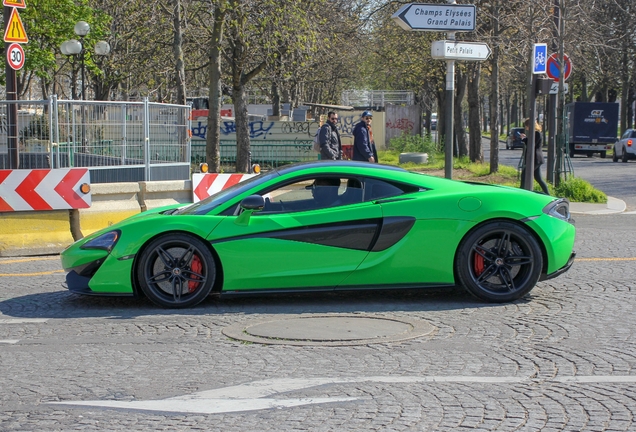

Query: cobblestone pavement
[1,214,636,431]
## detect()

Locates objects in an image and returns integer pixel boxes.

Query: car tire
[613,147,618,162]
[623,148,629,163]
[455,221,543,303]
[137,233,216,308]
[600,151,606,159]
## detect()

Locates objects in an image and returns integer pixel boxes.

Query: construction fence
[0,97,191,183]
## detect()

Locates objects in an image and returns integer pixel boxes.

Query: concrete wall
[190,111,387,149]
[0,180,194,257]
[385,104,422,148]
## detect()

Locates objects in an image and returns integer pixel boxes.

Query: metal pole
[524,74,537,190]
[547,0,559,183]
[4,6,19,169]
[444,0,456,180]
[444,58,455,179]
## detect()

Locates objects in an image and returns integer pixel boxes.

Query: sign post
[3,0,27,169]
[392,2,482,179]
[523,43,548,191]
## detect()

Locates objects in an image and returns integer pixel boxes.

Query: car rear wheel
[456,222,543,303]
[613,147,618,162]
[137,233,216,308]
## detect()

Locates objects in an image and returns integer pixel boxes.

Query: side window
[258,177,364,214]
[362,178,420,201]
[630,130,636,138]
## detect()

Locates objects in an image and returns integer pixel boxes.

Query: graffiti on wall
[385,118,414,131]
[192,120,277,140]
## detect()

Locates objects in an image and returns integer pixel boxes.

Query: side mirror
[240,194,265,211]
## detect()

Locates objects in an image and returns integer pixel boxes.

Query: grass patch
[378,150,607,203]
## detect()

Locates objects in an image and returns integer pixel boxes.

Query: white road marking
[0,339,19,344]
[0,318,48,324]
[51,375,636,415]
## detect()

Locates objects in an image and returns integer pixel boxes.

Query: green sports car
[61,161,576,308]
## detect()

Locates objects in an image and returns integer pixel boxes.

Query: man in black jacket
[353,111,376,162]
[318,111,342,160]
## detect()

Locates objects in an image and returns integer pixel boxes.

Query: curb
[570,196,626,215]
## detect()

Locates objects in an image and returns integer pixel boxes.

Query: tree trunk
[206,4,225,173]
[172,0,186,105]
[454,68,468,157]
[488,0,503,173]
[271,81,281,117]
[234,84,250,173]
[489,46,500,174]
[467,63,482,163]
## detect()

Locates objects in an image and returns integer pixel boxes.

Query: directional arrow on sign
[192,173,256,202]
[0,169,91,211]
[392,3,476,32]
[431,40,491,61]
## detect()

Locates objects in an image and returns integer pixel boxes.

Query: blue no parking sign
[532,43,547,74]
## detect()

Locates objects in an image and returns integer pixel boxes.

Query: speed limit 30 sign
[7,43,25,70]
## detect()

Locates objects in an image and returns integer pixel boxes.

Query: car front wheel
[137,233,216,308]
[613,146,618,162]
[455,222,543,303]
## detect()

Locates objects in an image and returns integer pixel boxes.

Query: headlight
[543,199,573,223]
[80,230,121,252]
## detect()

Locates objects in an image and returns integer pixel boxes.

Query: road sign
[3,0,26,8]
[392,3,476,32]
[532,43,547,74]
[431,40,491,61]
[546,53,572,82]
[3,8,28,43]
[0,169,91,211]
[6,43,24,70]
[549,82,569,95]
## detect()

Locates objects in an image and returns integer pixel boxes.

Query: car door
[339,177,458,289]
[208,176,382,292]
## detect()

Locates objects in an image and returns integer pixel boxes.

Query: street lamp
[60,21,110,100]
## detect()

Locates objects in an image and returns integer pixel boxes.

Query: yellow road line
[0,256,59,265]
[0,270,65,277]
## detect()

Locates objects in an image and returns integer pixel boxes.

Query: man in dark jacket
[353,111,375,162]
[318,111,342,160]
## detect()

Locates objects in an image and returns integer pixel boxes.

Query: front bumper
[540,251,576,281]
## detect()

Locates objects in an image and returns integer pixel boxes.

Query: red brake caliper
[474,251,484,276]
[188,255,202,292]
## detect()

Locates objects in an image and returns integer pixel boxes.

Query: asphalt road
[487,138,636,211]
[1,213,636,430]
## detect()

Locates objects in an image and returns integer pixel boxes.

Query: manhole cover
[222,315,436,346]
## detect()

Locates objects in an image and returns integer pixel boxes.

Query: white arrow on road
[50,375,636,415]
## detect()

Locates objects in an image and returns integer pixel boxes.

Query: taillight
[628,139,633,147]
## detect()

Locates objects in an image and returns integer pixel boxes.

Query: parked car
[61,161,576,308]
[430,113,437,130]
[612,129,636,163]
[506,127,525,150]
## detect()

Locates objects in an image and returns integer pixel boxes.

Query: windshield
[175,170,280,215]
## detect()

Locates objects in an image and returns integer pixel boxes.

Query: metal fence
[0,97,191,183]
[191,140,319,170]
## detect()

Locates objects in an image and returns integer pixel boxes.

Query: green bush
[554,177,607,203]
[388,132,438,156]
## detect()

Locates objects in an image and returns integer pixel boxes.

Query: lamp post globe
[74,21,90,37]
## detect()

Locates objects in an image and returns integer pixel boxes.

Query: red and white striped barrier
[192,173,257,203]
[0,169,91,212]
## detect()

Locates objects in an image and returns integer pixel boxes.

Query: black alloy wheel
[137,233,216,308]
[456,222,543,303]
